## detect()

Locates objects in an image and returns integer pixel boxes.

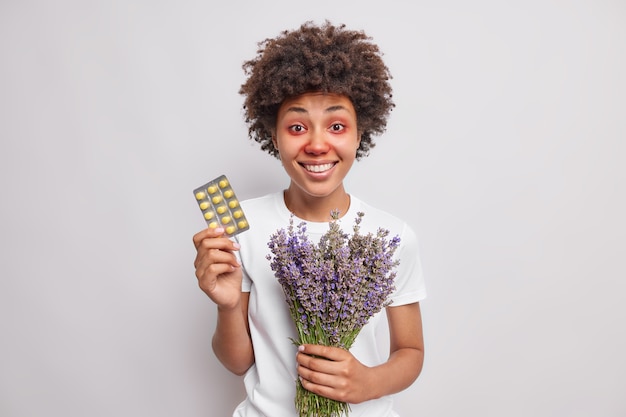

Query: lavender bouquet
[267,211,401,417]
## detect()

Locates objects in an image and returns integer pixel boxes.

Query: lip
[299,161,337,173]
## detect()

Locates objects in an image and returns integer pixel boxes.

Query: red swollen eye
[289,125,305,133]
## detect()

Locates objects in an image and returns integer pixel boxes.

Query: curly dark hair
[239,21,395,160]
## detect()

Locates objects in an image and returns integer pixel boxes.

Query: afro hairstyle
[239,20,395,159]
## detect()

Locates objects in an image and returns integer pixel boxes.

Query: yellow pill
[223,190,234,198]
[204,211,215,220]
[221,216,231,224]
[199,201,210,210]
[228,200,239,209]
[219,179,229,188]
[216,206,227,214]
[238,220,248,229]
[233,210,243,219]
[195,191,206,200]
[225,225,236,234]
[212,195,222,204]
[208,221,218,229]
[207,185,217,194]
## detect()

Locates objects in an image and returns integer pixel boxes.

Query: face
[273,92,361,203]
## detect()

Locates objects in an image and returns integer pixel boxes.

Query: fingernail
[298,345,305,352]
[233,242,241,249]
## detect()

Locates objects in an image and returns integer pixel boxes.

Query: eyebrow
[283,105,350,114]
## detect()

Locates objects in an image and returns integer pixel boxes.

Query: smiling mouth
[302,163,336,173]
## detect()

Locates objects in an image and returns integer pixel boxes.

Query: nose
[304,129,330,155]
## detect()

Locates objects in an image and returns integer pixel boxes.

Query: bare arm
[193,227,255,375]
[374,301,425,396]
[212,292,254,375]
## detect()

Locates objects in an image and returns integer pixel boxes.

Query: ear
[271,132,282,161]
[354,131,363,158]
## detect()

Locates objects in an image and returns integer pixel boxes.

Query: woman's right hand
[192,227,243,310]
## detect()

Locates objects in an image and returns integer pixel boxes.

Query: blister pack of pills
[193,174,250,237]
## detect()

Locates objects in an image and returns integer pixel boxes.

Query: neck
[283,186,350,222]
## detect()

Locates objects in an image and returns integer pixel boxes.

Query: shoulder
[348,195,421,255]
[235,192,287,246]
[350,195,413,235]
[241,191,280,208]
[240,192,283,217]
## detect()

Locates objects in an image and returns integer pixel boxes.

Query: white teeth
[304,163,334,173]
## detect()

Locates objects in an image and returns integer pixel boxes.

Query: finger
[194,251,232,275]
[298,367,335,391]
[193,227,221,248]
[298,344,345,362]
[198,236,241,254]
[298,370,349,403]
[297,347,345,376]
[196,261,239,287]
[193,227,241,250]
[195,245,241,270]
[194,231,241,255]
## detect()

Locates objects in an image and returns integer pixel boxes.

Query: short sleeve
[388,223,427,306]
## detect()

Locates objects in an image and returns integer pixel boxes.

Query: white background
[1,1,625,416]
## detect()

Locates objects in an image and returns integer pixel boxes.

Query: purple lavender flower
[267,211,401,417]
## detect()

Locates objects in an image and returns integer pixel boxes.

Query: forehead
[278,92,355,114]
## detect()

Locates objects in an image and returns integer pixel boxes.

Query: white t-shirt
[232,192,427,417]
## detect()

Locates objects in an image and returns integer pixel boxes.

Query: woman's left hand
[296,344,375,404]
